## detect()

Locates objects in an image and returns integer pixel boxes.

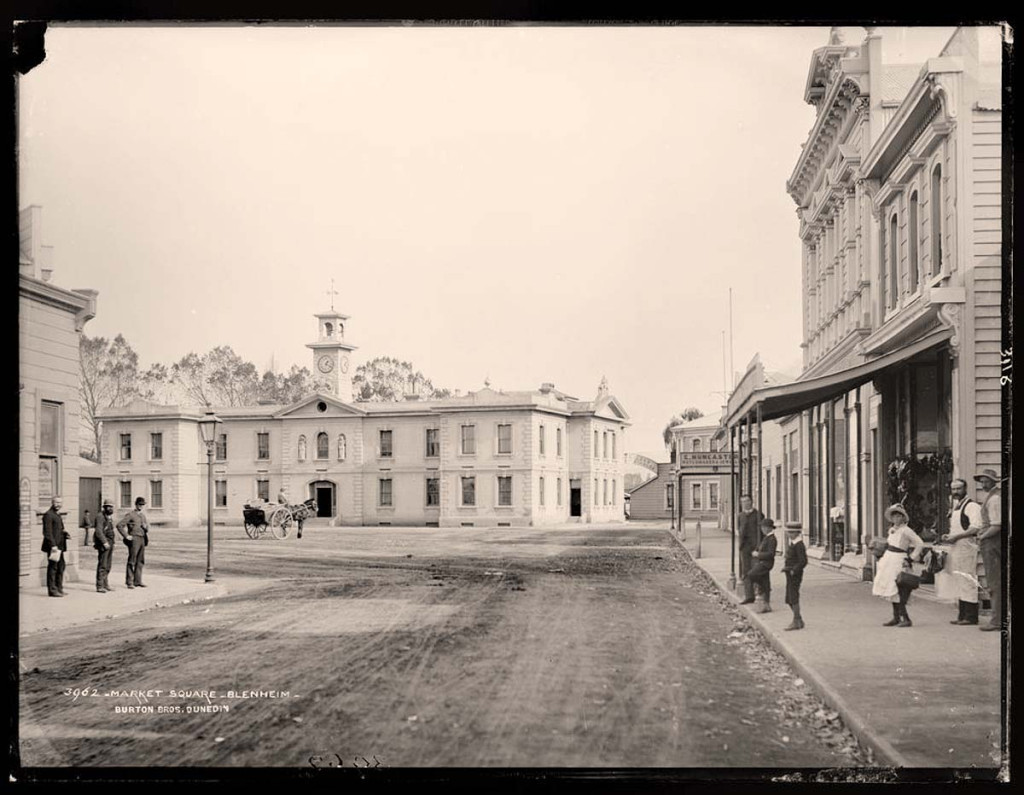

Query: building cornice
[20,274,97,330]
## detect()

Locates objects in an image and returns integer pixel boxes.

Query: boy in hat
[117,496,149,589]
[744,517,778,613]
[94,499,117,593]
[974,468,1003,632]
[781,527,807,630]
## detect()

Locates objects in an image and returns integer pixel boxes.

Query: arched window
[908,191,920,294]
[316,432,329,459]
[324,322,333,337]
[931,164,943,276]
[888,212,899,310]
[337,434,347,461]
[692,438,702,452]
[297,435,307,462]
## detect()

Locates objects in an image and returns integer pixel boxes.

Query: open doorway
[308,480,336,518]
[570,478,581,517]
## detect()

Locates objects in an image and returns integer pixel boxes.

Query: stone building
[19,206,98,584]
[723,27,1004,576]
[98,311,629,528]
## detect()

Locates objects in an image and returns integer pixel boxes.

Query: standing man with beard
[41,495,70,597]
[940,479,984,625]
[94,499,117,593]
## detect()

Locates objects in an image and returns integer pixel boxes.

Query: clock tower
[306,310,358,400]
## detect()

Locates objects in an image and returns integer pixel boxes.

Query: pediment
[595,396,630,422]
[274,392,366,419]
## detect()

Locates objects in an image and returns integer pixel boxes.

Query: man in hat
[737,495,764,604]
[93,499,117,593]
[41,495,70,597]
[744,517,779,613]
[940,479,984,625]
[974,469,1003,632]
[117,496,149,589]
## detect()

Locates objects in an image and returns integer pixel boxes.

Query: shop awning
[725,327,952,426]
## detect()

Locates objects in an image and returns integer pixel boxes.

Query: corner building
[723,27,1004,572]
[98,311,629,528]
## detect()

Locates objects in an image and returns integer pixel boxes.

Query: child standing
[782,526,807,630]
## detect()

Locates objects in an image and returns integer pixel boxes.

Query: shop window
[39,401,62,506]
[709,481,719,511]
[692,482,702,510]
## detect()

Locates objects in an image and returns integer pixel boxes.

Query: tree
[79,334,146,459]
[352,356,451,402]
[662,407,705,447]
[169,346,261,407]
[258,365,330,404]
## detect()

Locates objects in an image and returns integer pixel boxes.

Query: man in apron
[940,478,984,625]
[974,469,1003,632]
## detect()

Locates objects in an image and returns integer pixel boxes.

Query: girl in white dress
[872,504,926,627]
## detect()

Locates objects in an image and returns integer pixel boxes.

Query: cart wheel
[269,507,291,539]
[244,522,259,539]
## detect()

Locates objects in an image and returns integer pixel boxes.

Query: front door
[316,486,333,517]
[570,487,582,517]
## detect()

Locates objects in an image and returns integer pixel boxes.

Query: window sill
[377,505,395,512]
[457,505,477,511]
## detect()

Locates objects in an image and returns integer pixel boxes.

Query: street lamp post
[198,410,222,583]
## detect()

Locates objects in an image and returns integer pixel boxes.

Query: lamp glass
[198,411,221,446]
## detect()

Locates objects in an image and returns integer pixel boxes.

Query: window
[888,212,899,310]
[612,433,616,459]
[461,476,476,506]
[150,432,163,460]
[908,191,920,293]
[692,482,703,510]
[256,478,269,503]
[425,428,439,458]
[539,425,546,456]
[789,431,801,522]
[257,432,270,460]
[612,480,617,504]
[498,476,512,506]
[931,164,943,276]
[426,477,440,507]
[497,424,512,454]
[216,433,227,460]
[775,465,783,519]
[666,483,674,511]
[556,427,563,456]
[379,429,393,458]
[119,480,132,508]
[317,432,329,459]
[120,433,132,461]
[461,425,476,455]
[539,476,545,506]
[692,438,702,452]
[557,477,563,506]
[215,480,227,507]
[603,432,608,459]
[39,401,61,504]
[709,482,719,510]
[379,478,393,507]
[594,430,599,458]
[595,479,599,506]
[603,478,608,505]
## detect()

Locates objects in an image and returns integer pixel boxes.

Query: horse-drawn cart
[242,499,317,540]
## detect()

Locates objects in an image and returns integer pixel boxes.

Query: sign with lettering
[675,452,736,471]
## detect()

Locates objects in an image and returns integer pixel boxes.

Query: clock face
[340,356,350,374]
[317,355,335,374]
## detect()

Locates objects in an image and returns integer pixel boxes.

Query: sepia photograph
[13,17,1010,783]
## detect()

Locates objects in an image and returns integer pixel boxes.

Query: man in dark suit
[94,499,117,593]
[117,496,149,589]
[41,496,70,597]
[737,494,763,604]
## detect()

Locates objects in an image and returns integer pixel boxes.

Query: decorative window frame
[495,474,514,508]
[459,424,477,457]
[377,427,394,459]
[255,429,271,462]
[149,431,164,462]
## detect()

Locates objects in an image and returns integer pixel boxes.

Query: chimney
[539,382,555,393]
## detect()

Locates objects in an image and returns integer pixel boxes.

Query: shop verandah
[723,327,956,584]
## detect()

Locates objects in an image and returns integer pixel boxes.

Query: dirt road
[19,524,867,767]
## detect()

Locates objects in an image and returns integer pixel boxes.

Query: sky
[17,24,959,457]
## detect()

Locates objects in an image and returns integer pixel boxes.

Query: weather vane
[326,278,338,311]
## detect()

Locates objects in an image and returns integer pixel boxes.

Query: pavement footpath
[670,521,1004,771]
[19,573,240,637]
